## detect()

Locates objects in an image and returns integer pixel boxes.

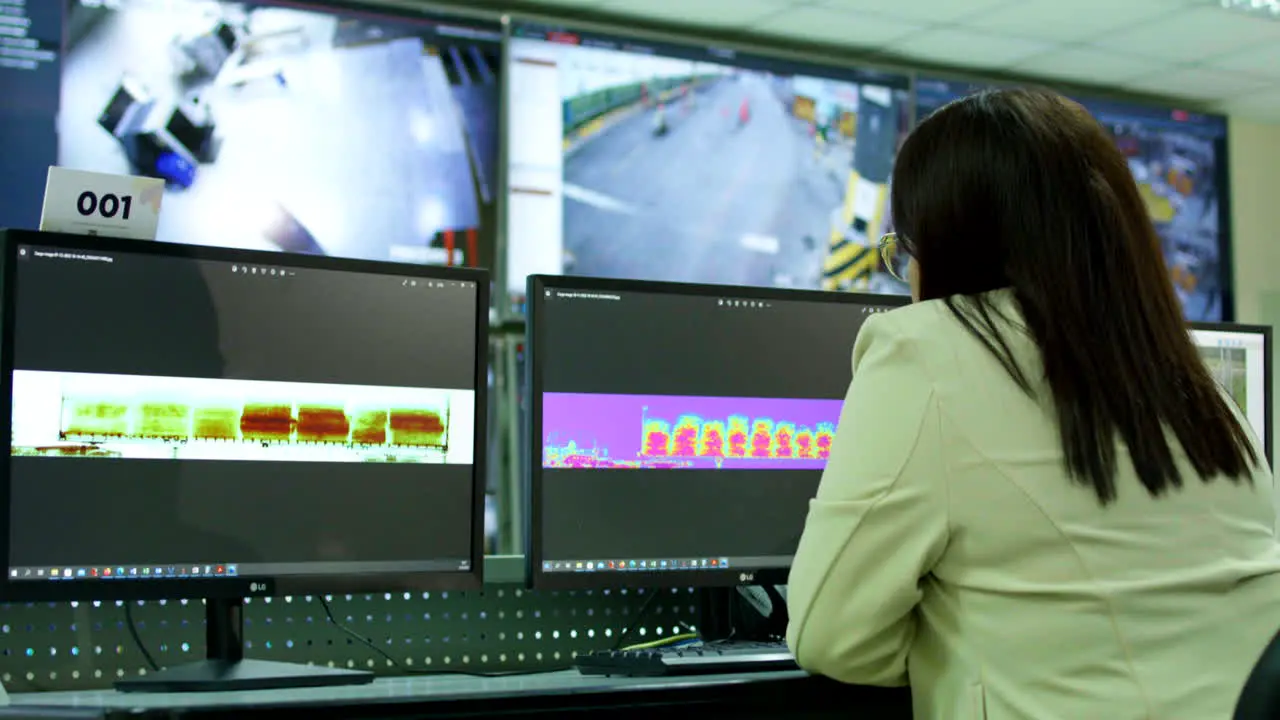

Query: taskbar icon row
[9,563,239,581]
[543,557,730,574]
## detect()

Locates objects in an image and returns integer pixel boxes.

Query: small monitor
[0,228,488,691]
[525,275,908,589]
[504,22,912,315]
[1190,322,1272,464]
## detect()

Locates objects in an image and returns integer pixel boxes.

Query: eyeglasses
[878,232,907,283]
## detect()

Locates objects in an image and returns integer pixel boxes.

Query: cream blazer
[786,293,1280,720]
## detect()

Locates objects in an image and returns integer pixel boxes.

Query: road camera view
[506,35,910,302]
[58,0,500,267]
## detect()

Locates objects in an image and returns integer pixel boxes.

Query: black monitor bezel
[0,228,491,602]
[1190,321,1273,466]
[524,273,910,590]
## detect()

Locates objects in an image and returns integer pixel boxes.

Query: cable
[122,603,161,672]
[619,632,700,651]
[610,590,663,650]
[315,596,569,677]
[722,587,738,643]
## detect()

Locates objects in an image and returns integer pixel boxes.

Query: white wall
[1228,118,1280,455]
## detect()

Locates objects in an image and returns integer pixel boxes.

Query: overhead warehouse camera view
[58,0,501,267]
[505,28,910,308]
[1106,120,1225,321]
[914,78,1229,321]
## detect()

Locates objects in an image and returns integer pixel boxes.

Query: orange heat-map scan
[137,402,191,439]
[351,410,389,445]
[192,407,240,440]
[388,409,446,447]
[296,405,351,443]
[240,403,294,441]
[63,401,129,437]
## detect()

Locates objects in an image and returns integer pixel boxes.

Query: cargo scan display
[12,371,474,464]
[542,392,841,470]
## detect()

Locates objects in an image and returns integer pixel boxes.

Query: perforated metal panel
[0,586,700,691]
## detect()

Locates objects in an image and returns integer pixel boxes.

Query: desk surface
[6,669,823,716]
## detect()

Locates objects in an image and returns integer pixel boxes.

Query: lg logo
[249,582,268,594]
[739,572,755,583]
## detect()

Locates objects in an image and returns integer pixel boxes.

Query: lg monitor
[504,23,912,315]
[914,77,1232,322]
[0,228,488,692]
[524,275,909,589]
[3,1,502,269]
[1190,323,1272,465]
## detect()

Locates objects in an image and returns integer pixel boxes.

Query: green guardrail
[562,75,719,134]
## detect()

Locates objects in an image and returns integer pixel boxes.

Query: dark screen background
[8,247,480,568]
[534,287,900,562]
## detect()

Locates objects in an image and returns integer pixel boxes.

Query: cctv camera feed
[915,78,1231,322]
[58,0,502,268]
[1191,328,1268,446]
[505,23,911,313]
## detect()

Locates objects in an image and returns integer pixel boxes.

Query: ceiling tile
[1217,85,1280,124]
[1012,47,1169,85]
[892,27,1057,69]
[1123,66,1273,101]
[958,0,1177,43]
[814,0,1014,24]
[1089,5,1280,63]
[750,6,923,49]
[1204,40,1280,80]
[595,0,796,28]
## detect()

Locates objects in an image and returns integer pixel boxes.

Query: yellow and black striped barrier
[822,171,889,291]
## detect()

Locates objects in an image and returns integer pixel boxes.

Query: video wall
[915,78,1232,322]
[0,3,1238,321]
[2,0,502,268]
[503,22,913,313]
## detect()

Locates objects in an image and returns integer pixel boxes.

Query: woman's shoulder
[865,294,985,342]
[859,290,1029,375]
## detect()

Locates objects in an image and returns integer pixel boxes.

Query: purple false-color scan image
[542,392,843,470]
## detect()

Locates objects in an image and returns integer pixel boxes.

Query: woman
[786,88,1280,719]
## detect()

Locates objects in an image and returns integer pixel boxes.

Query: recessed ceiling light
[1218,0,1280,19]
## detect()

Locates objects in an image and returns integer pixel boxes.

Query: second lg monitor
[505,23,911,313]
[525,275,908,588]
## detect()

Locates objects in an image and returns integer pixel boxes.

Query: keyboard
[574,640,798,677]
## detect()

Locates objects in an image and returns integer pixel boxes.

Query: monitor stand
[699,586,790,643]
[115,597,374,693]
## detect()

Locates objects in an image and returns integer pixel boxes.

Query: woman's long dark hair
[891,88,1257,504]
